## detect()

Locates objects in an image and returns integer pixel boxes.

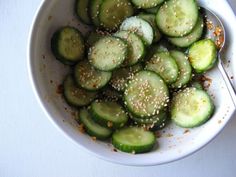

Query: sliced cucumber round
[124,71,169,118]
[112,127,156,153]
[114,31,146,66]
[80,108,112,139]
[170,50,192,88]
[130,110,168,129]
[88,36,128,71]
[91,101,128,129]
[110,64,143,92]
[138,13,162,43]
[99,0,134,30]
[168,16,204,47]
[131,0,164,9]
[63,75,97,107]
[171,87,214,128]
[188,39,217,73]
[120,16,154,45]
[145,52,179,84]
[74,60,112,91]
[75,0,91,25]
[51,26,85,65]
[89,0,103,26]
[156,0,199,37]
[99,87,122,102]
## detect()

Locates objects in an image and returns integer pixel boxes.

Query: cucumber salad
[51,0,217,154]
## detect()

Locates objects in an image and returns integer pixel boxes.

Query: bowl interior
[29,0,235,165]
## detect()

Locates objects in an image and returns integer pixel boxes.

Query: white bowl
[28,0,236,166]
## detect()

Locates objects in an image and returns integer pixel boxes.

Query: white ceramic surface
[28,0,236,166]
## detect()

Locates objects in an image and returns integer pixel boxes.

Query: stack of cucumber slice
[51,0,218,154]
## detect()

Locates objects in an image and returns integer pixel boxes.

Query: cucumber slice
[170,50,192,88]
[99,0,134,30]
[89,0,103,26]
[124,71,169,118]
[138,13,162,43]
[130,110,167,129]
[80,108,112,139]
[75,0,91,25]
[63,75,97,107]
[131,0,164,9]
[114,31,146,66]
[145,5,161,14]
[110,64,143,92]
[74,60,112,91]
[171,87,214,128]
[51,26,85,65]
[188,39,217,73]
[86,32,104,46]
[112,127,156,153]
[156,0,198,37]
[91,101,128,129]
[168,16,204,47]
[99,87,122,101]
[120,16,154,45]
[145,52,179,84]
[88,36,128,71]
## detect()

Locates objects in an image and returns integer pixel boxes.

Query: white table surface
[1,1,236,177]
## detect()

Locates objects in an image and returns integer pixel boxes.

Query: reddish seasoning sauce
[56,84,63,94]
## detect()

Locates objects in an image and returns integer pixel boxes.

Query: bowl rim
[27,0,236,166]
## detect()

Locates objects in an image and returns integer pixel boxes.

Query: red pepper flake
[166,133,173,138]
[183,129,190,134]
[48,15,52,21]
[71,112,76,117]
[199,75,212,89]
[42,54,46,59]
[213,26,222,37]
[78,124,85,133]
[155,131,162,138]
[56,84,63,94]
[113,148,118,152]
[215,35,224,49]
[91,136,97,141]
[50,80,53,84]
[107,121,113,128]
[231,76,234,80]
